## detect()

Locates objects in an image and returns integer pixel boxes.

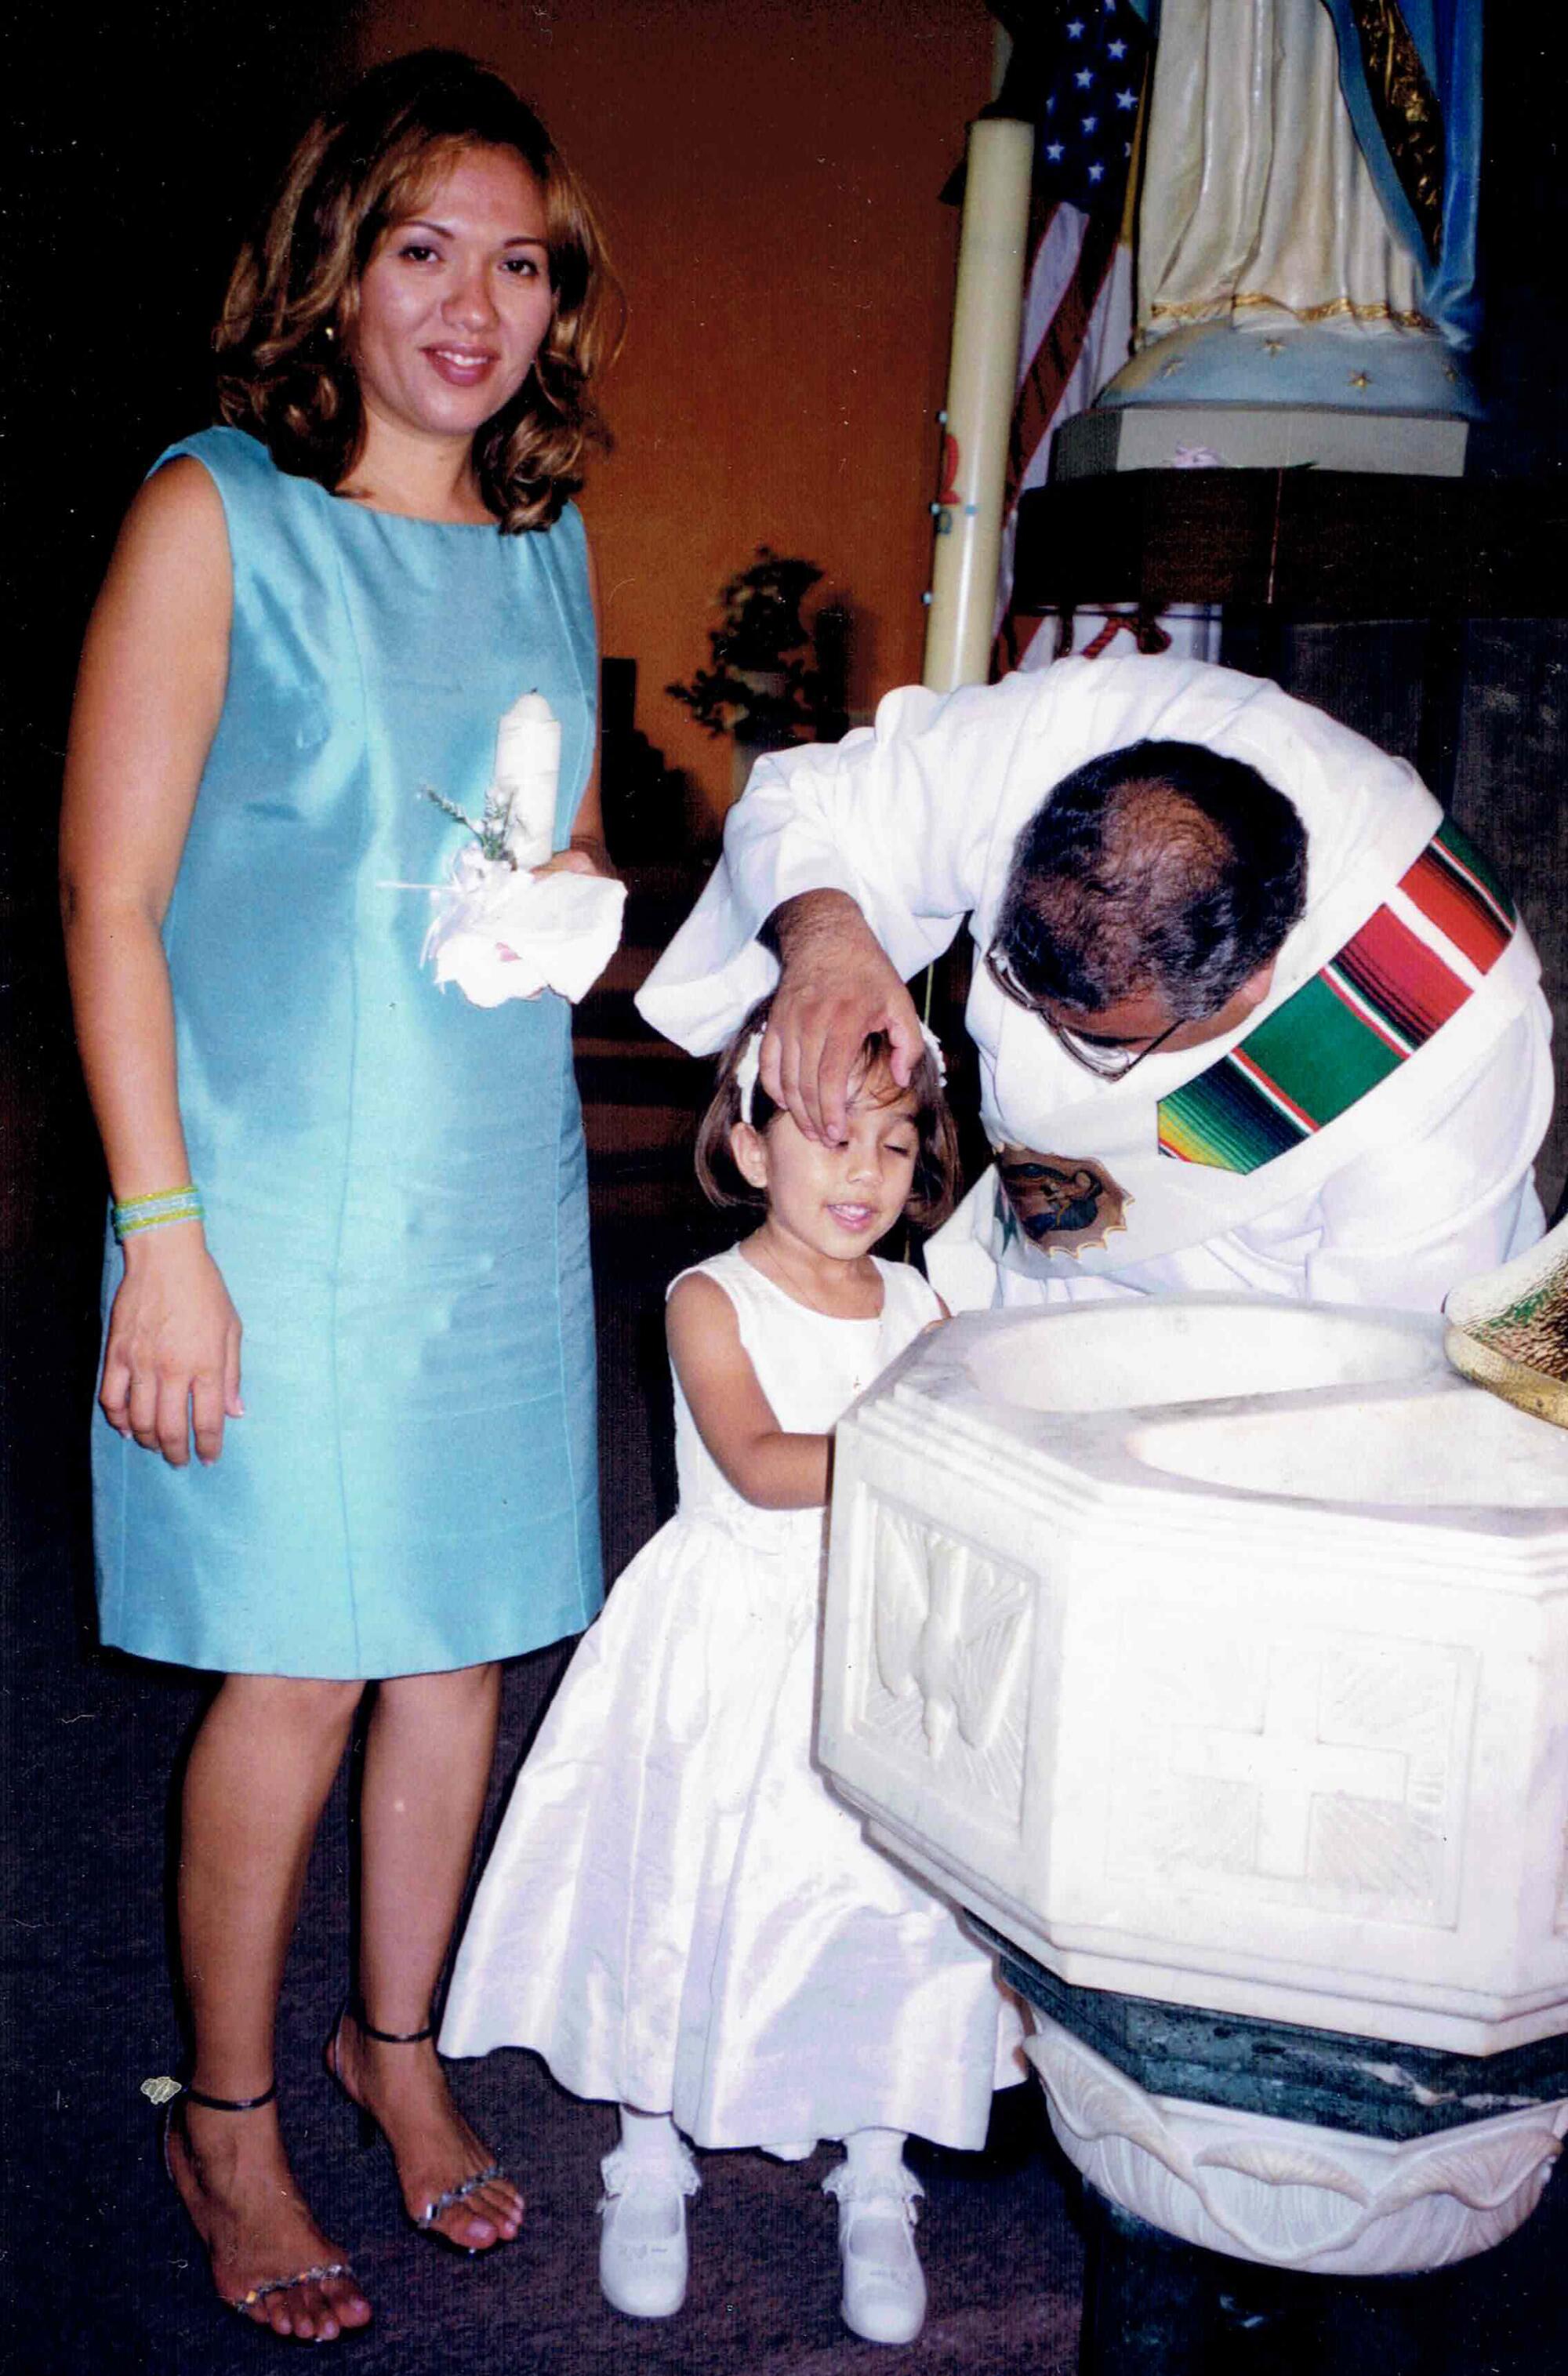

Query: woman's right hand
[64,457,240,1471]
[101,1229,244,1467]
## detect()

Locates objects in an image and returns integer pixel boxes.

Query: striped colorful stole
[1157,819,1516,1174]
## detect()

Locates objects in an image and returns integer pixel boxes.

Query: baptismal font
[818,1250,1568,2367]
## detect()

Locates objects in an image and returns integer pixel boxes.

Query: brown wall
[351,0,995,834]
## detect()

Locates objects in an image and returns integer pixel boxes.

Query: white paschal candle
[493,689,561,868]
[923,116,1033,693]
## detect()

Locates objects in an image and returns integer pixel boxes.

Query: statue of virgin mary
[1102,0,1482,420]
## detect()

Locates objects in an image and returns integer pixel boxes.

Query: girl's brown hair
[214,49,622,531]
[695,998,960,1231]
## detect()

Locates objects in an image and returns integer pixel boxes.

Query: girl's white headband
[733,1021,946,1127]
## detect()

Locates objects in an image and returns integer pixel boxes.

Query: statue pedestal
[1052,404,1468,481]
[1087,318,1481,434]
[1052,317,1478,478]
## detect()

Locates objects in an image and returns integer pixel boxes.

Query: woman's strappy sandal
[324,2003,517,2255]
[159,2078,364,2339]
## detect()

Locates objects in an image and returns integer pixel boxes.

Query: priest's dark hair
[991,739,1308,1021]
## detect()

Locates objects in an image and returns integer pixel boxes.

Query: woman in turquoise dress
[60,52,619,2341]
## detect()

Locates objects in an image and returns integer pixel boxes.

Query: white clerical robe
[637,658,1551,1315]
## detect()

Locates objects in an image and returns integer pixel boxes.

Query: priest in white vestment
[637,658,1550,1316]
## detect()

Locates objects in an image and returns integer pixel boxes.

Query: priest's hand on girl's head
[761,892,922,1147]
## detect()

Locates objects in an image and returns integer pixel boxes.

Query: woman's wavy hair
[214,49,622,530]
[695,997,960,1233]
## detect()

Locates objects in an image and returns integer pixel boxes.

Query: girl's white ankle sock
[842,2125,909,2179]
[618,2105,687,2167]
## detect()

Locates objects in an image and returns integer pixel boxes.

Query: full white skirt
[441,1509,1023,2150]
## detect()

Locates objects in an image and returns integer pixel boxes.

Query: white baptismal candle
[492,689,561,868]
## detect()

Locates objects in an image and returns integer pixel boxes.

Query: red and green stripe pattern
[1157,820,1515,1172]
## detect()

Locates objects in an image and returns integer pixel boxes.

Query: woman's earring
[322,323,336,343]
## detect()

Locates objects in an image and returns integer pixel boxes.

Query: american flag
[989,1,1151,669]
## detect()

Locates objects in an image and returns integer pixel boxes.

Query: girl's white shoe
[823,2159,927,2345]
[597,2139,701,2319]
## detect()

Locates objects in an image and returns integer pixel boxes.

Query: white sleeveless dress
[441,1246,1023,2151]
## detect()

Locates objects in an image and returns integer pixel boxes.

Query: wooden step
[574,864,714,1221]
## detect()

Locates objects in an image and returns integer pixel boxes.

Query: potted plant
[667,549,834,797]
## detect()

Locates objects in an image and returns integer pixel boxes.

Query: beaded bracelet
[111,1185,205,1242]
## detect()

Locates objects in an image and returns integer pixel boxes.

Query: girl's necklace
[743,1233,882,1325]
[744,1237,881,1397]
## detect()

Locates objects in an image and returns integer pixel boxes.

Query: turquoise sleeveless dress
[93,427,603,1679]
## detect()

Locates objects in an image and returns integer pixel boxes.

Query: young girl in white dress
[440,1001,1023,2345]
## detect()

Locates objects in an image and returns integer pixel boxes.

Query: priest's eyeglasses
[984,945,1180,1082]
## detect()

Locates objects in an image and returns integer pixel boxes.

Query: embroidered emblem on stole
[996,1148,1132,1257]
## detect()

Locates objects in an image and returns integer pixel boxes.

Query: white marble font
[818,1296,1568,2269]
[819,1299,1568,2058]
